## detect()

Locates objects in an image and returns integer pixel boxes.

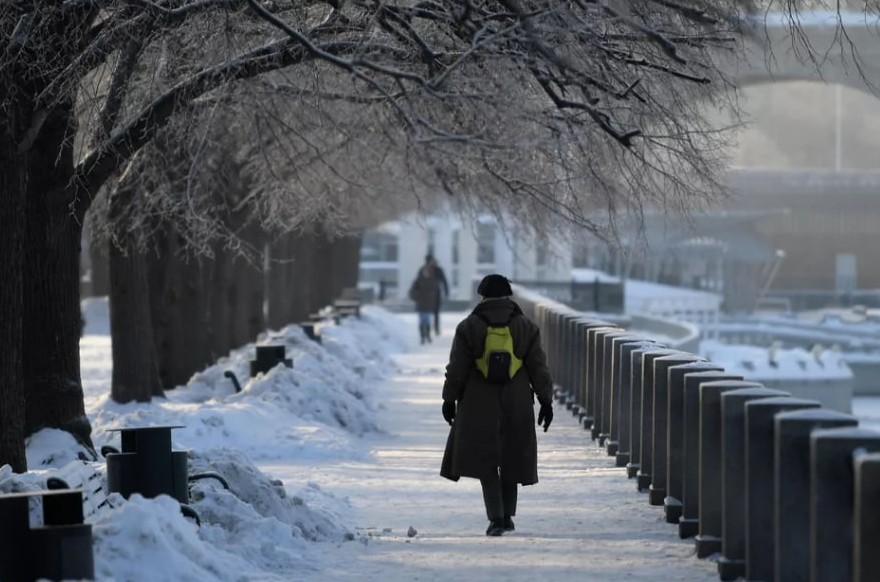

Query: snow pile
[0,300,409,582]
[79,305,409,463]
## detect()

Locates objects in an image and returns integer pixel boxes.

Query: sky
[3,298,879,581]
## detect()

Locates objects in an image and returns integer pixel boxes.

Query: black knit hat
[477,274,513,298]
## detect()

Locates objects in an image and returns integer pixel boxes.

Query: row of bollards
[515,290,880,582]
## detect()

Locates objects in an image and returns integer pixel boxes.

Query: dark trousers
[480,469,518,520]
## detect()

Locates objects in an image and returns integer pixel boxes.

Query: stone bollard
[612,340,662,467]
[588,326,618,440]
[626,346,658,479]
[571,318,588,415]
[579,321,615,431]
[606,336,663,467]
[545,311,558,391]
[593,328,624,446]
[695,379,762,558]
[743,397,820,582]
[664,363,723,526]
[636,348,683,493]
[810,427,880,582]
[718,387,790,581]
[853,450,880,582]
[773,408,857,582]
[648,353,702,507]
[603,333,643,456]
[679,370,742,537]
[560,313,576,404]
[561,313,578,406]
[594,329,620,444]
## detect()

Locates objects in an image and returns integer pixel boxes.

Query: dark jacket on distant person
[440,297,553,484]
[409,266,439,313]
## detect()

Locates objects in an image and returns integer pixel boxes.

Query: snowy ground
[2,299,879,581]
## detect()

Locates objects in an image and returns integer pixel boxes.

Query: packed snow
[1,297,879,581]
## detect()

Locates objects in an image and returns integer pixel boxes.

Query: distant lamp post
[835,84,842,172]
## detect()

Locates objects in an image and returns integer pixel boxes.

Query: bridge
[734,10,880,93]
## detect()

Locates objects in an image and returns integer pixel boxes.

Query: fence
[512,285,880,582]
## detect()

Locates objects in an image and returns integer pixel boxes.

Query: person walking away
[425,255,449,336]
[439,274,554,536]
[408,264,439,344]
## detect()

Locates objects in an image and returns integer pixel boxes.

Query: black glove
[537,401,553,432]
[442,400,456,425]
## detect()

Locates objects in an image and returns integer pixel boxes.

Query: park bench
[333,299,361,318]
[45,432,230,528]
[45,459,111,521]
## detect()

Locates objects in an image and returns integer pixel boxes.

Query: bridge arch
[731,11,880,95]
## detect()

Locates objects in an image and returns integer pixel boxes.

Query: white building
[360,212,574,302]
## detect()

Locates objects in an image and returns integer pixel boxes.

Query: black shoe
[502,516,515,531]
[486,519,505,536]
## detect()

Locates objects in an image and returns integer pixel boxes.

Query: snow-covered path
[260,312,719,582]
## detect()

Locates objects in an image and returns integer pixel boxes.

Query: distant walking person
[424,255,449,335]
[440,274,554,536]
[408,263,439,344]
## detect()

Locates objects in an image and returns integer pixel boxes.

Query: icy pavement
[259,312,720,581]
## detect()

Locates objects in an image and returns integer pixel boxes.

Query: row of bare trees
[98,221,362,405]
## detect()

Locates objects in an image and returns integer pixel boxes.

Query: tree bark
[208,240,232,360]
[310,231,333,313]
[89,241,111,297]
[287,233,311,323]
[228,223,266,347]
[337,233,363,296]
[267,234,293,329]
[0,120,28,472]
[21,101,94,451]
[150,231,213,389]
[110,245,160,402]
[108,184,161,403]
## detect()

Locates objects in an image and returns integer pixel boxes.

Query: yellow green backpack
[475,313,523,383]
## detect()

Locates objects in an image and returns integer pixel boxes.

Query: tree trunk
[21,102,93,450]
[338,233,363,292]
[110,244,159,402]
[0,125,28,472]
[311,231,333,312]
[108,184,161,403]
[228,223,265,347]
[150,231,213,389]
[267,234,293,329]
[287,233,311,323]
[208,240,232,360]
[89,240,111,297]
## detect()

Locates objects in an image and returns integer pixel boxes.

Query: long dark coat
[408,267,438,313]
[440,298,553,485]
